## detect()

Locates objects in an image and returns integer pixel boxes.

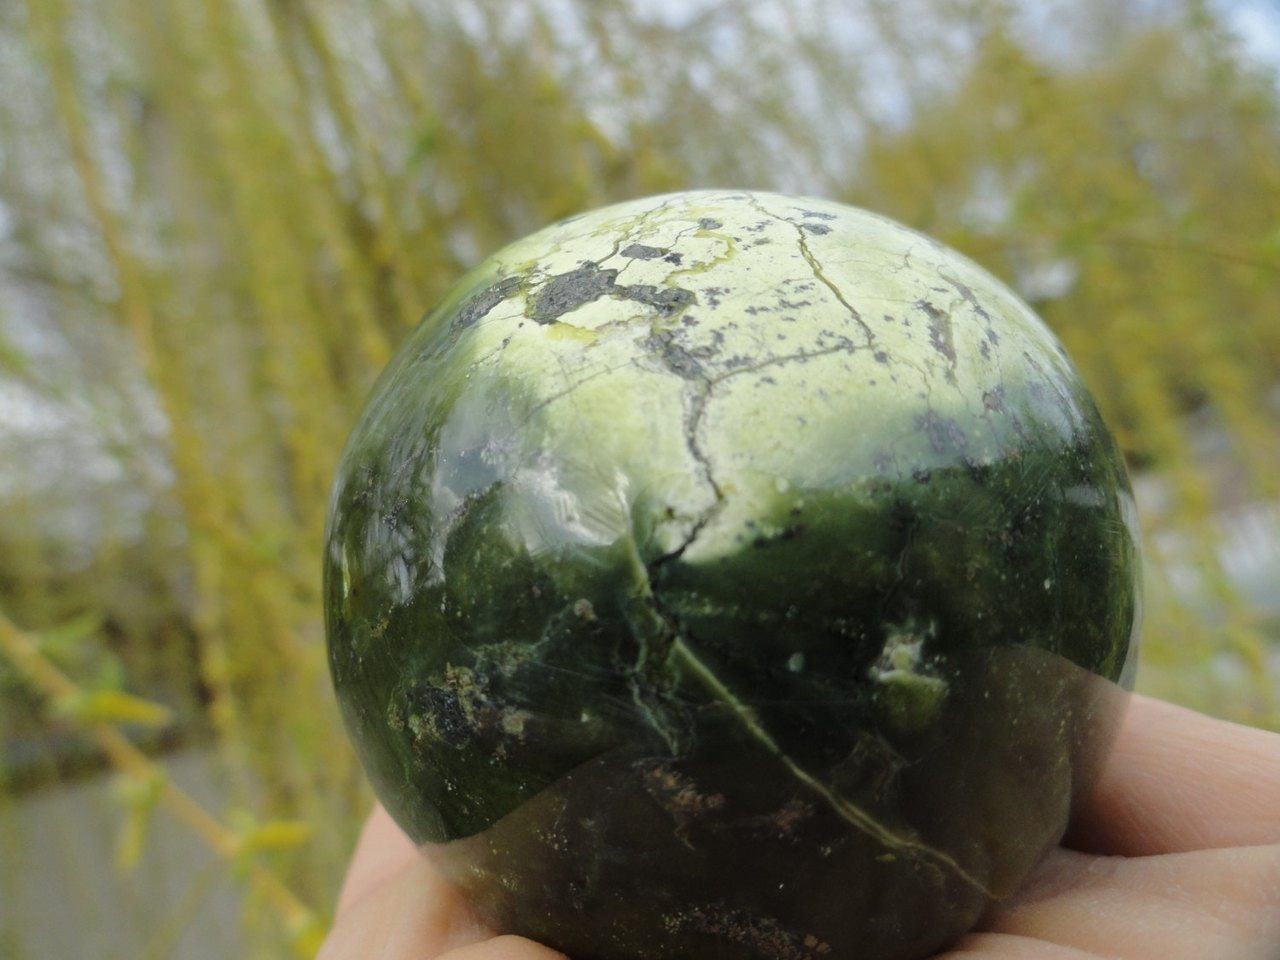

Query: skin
[319,694,1280,960]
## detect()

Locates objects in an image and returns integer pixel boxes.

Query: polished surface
[324,191,1141,960]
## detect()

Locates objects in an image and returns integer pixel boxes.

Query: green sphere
[324,191,1140,960]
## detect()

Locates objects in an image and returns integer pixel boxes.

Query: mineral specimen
[324,191,1141,960]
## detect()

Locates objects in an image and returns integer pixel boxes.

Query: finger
[436,934,567,960]
[322,803,496,960]
[1066,693,1280,856]
[934,931,1106,959]
[336,803,420,917]
[983,844,1280,960]
[318,853,492,960]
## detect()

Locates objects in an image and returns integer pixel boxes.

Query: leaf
[228,810,314,865]
[116,802,150,872]
[36,612,105,661]
[238,819,313,853]
[112,772,165,872]
[52,689,174,728]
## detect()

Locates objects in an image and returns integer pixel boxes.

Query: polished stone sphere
[324,191,1141,960]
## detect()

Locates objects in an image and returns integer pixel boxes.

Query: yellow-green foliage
[0,0,1276,955]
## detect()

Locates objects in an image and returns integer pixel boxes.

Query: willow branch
[0,611,325,956]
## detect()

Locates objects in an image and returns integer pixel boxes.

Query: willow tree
[0,0,1275,956]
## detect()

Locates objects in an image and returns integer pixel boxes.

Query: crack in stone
[638,327,728,575]
[511,359,641,429]
[792,231,877,347]
[940,271,1001,350]
[660,630,992,896]
[664,227,737,287]
[746,196,877,348]
[707,341,866,386]
[620,195,995,898]
[619,534,692,756]
[630,546,996,899]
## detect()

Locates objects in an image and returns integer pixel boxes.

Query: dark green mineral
[324,191,1141,960]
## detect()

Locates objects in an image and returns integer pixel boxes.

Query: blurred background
[0,0,1277,956]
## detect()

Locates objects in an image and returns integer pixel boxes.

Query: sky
[1221,0,1280,69]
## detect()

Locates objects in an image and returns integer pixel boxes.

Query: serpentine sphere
[323,191,1141,960]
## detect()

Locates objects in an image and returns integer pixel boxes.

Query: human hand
[938,693,1280,959]
[319,694,1280,960]
[315,797,563,960]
